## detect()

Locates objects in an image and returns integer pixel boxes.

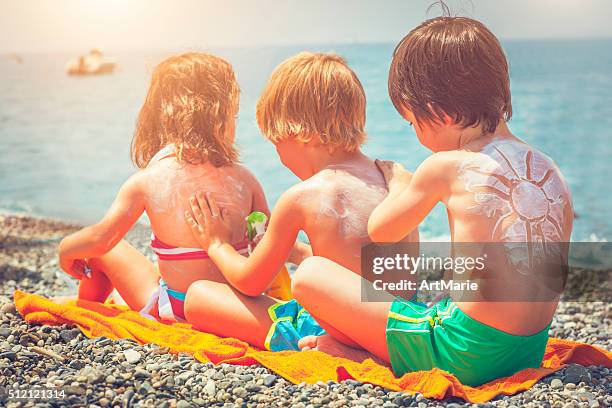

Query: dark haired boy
[293,17,573,386]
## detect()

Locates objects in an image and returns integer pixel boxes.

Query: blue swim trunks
[264,299,326,351]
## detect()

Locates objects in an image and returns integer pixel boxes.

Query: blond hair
[256,52,366,152]
[131,52,240,168]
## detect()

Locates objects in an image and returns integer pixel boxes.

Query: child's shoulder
[227,163,262,183]
[291,169,348,196]
[283,167,385,210]
[277,171,337,210]
[142,160,257,179]
[459,137,565,179]
[121,168,149,189]
[413,141,548,179]
[222,164,267,199]
[413,150,465,182]
[282,173,322,200]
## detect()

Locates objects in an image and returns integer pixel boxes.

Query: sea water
[1,40,611,241]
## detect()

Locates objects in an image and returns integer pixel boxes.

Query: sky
[1,0,611,53]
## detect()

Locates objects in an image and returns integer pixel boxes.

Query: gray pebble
[203,379,216,396]
[122,349,141,364]
[263,374,276,387]
[176,370,195,382]
[70,359,86,369]
[134,368,151,379]
[246,384,261,392]
[0,350,17,361]
[59,328,80,342]
[122,388,135,408]
[564,364,591,384]
[551,378,564,389]
[1,302,16,315]
[578,391,595,401]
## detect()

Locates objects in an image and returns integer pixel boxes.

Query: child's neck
[309,148,369,175]
[456,124,488,149]
[457,121,514,149]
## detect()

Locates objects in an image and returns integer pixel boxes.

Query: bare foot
[298,334,382,364]
[298,335,318,351]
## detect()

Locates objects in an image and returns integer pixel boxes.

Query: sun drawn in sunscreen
[460,140,569,273]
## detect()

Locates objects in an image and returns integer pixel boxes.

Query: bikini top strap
[147,144,177,168]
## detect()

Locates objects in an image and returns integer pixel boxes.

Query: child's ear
[301,134,321,149]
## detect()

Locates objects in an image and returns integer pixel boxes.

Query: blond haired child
[183,52,417,351]
[294,17,574,386]
[58,52,277,321]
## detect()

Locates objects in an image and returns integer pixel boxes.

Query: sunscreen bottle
[246,211,292,301]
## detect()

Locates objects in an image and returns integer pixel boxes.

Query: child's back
[370,16,575,337]
[436,129,573,334]
[450,134,571,245]
[253,52,417,275]
[127,52,269,295]
[142,154,264,292]
[58,52,269,322]
[291,159,394,274]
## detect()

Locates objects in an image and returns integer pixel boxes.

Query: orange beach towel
[13,290,612,403]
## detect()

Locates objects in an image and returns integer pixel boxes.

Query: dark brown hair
[389,17,512,133]
[131,52,240,168]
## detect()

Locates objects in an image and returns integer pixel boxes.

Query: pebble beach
[0,213,610,408]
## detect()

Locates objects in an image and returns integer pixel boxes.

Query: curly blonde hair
[131,52,240,168]
[256,52,366,152]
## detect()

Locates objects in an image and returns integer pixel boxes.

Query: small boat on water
[8,53,23,64]
[66,49,116,76]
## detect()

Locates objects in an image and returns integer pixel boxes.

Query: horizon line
[2,36,612,55]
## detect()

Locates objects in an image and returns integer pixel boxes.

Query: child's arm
[249,170,271,218]
[186,190,303,296]
[249,171,312,264]
[368,155,451,242]
[58,173,145,278]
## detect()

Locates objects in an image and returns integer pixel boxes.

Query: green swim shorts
[264,299,326,352]
[386,297,550,386]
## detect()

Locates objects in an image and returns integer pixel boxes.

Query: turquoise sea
[1,40,611,241]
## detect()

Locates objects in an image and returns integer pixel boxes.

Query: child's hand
[185,192,232,251]
[288,241,313,266]
[375,160,413,194]
[59,256,91,280]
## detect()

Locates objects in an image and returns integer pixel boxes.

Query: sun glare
[82,0,130,18]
